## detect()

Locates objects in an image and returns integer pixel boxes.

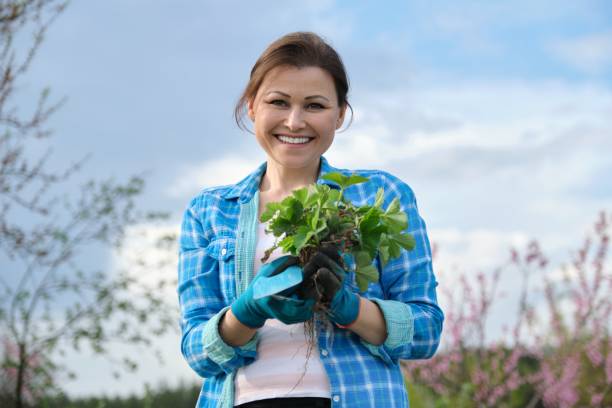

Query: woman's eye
[307,103,324,110]
[269,99,287,107]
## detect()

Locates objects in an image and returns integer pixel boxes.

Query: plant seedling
[260,172,416,297]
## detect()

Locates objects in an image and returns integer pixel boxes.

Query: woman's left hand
[299,245,361,327]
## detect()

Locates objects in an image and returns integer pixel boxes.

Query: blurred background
[1,0,611,406]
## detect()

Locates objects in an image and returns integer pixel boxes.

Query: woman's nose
[285,107,305,131]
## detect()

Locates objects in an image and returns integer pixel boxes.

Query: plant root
[284,272,338,396]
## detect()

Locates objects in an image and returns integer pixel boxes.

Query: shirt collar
[223,156,341,203]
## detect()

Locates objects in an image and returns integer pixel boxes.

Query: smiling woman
[177,32,444,408]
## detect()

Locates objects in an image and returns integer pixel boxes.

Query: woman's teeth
[277,135,311,144]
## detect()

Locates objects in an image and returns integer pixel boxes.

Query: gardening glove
[232,255,315,328]
[298,245,361,327]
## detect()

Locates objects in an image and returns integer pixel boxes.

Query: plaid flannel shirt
[178,156,443,407]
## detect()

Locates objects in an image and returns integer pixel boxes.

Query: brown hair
[234,31,353,132]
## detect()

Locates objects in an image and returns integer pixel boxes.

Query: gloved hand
[298,245,360,327]
[232,255,315,328]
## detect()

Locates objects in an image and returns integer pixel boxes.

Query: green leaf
[324,188,341,208]
[383,212,408,233]
[356,273,369,292]
[292,187,309,204]
[392,233,416,251]
[270,218,294,236]
[362,225,386,254]
[325,213,340,231]
[322,172,369,189]
[379,245,390,267]
[338,221,353,232]
[345,174,370,187]
[311,206,320,230]
[388,240,401,259]
[378,233,390,266]
[260,202,282,222]
[374,188,385,208]
[306,184,322,206]
[359,211,380,234]
[357,205,371,214]
[355,250,372,268]
[281,196,303,223]
[321,172,347,186]
[278,235,294,252]
[359,264,379,281]
[385,197,401,214]
[293,226,314,251]
[355,264,379,291]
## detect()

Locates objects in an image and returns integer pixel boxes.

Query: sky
[10,0,612,398]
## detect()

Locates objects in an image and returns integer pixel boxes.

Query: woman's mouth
[275,134,313,145]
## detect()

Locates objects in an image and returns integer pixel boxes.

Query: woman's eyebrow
[305,95,330,102]
[265,90,330,102]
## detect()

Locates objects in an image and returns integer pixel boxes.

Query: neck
[259,157,321,197]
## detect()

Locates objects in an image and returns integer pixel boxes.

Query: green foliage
[261,172,415,291]
[404,347,543,408]
[37,381,201,408]
[404,378,439,408]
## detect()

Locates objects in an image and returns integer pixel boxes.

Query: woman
[178,32,444,408]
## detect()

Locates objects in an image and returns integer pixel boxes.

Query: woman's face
[248,65,346,171]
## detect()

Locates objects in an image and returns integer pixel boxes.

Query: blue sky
[11,0,612,398]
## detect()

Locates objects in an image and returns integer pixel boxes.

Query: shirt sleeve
[359,175,444,365]
[178,196,258,377]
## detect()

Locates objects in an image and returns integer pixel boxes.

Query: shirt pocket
[205,237,235,261]
[205,237,237,303]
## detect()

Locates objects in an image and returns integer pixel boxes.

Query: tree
[0,2,177,406]
[403,212,612,407]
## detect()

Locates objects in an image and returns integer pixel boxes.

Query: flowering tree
[403,212,611,407]
[0,2,177,407]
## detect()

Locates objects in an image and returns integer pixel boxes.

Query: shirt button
[221,248,227,256]
[333,395,340,402]
[321,349,328,357]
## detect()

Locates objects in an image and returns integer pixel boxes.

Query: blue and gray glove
[298,245,360,327]
[232,255,315,328]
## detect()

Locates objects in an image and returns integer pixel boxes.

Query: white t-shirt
[233,222,331,406]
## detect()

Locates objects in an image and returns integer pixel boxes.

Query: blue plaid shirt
[178,156,443,407]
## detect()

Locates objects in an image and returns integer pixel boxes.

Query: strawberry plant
[260,172,416,292]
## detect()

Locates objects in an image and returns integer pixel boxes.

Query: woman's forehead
[257,66,337,100]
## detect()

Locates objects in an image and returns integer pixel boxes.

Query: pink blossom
[586,339,603,366]
[591,393,603,405]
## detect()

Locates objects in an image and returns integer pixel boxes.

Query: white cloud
[110,222,180,306]
[59,330,198,398]
[52,222,192,398]
[550,31,612,75]
[335,80,610,178]
[430,227,530,275]
[418,1,597,57]
[165,154,265,199]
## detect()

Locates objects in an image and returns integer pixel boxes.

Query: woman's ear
[336,103,348,130]
[247,98,256,122]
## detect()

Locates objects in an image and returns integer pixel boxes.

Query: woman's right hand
[231,255,315,328]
